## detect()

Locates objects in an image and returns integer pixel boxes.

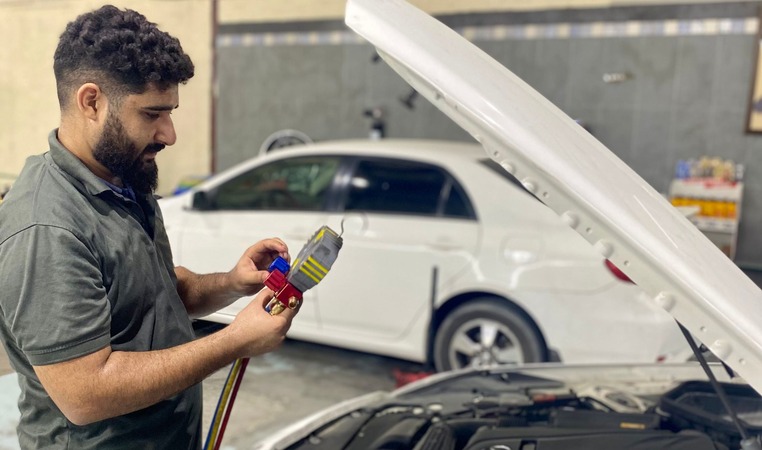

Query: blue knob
[268,256,290,274]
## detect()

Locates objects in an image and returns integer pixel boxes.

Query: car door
[174,154,344,330]
[316,156,480,357]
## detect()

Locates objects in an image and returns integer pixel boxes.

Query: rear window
[342,158,476,219]
[345,159,445,215]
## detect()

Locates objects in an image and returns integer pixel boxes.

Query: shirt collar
[101,178,137,202]
[47,129,143,203]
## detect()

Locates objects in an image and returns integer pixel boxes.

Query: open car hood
[345,0,762,393]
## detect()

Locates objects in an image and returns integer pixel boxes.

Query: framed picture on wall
[747,9,762,133]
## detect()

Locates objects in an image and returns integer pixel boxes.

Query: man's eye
[145,112,160,120]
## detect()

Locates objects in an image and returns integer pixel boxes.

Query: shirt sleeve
[0,225,111,366]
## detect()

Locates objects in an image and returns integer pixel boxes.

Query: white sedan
[158,139,689,371]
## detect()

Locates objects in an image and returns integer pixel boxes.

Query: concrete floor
[0,323,424,450]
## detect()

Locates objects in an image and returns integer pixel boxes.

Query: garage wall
[4,0,762,266]
[0,0,742,195]
[218,0,748,23]
[0,0,211,196]
[215,1,762,267]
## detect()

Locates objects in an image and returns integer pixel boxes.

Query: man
[0,5,298,449]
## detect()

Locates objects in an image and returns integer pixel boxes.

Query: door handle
[428,237,460,251]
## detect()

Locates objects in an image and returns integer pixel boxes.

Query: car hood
[345,0,762,393]
[251,362,732,450]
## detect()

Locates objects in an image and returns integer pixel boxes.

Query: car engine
[283,372,762,450]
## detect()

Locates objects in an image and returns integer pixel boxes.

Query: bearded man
[0,5,297,449]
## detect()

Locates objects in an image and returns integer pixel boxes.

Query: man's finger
[243,238,290,263]
[257,288,275,307]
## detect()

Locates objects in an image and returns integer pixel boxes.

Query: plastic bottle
[735,163,744,182]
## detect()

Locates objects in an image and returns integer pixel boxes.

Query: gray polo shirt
[0,130,202,449]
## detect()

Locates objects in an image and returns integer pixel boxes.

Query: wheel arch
[427,292,550,366]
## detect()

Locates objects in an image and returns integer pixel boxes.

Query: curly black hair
[54,5,194,108]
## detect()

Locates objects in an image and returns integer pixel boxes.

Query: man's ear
[75,83,107,123]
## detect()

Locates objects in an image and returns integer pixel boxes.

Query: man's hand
[226,287,299,357]
[227,238,290,297]
[175,237,289,318]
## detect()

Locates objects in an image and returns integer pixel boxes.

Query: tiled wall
[216,1,762,266]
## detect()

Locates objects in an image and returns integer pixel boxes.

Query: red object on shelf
[681,178,738,188]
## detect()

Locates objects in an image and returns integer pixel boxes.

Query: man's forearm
[176,266,256,317]
[175,239,288,317]
[37,325,243,425]
[35,288,292,427]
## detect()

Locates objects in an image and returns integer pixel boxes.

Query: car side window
[343,159,449,216]
[443,182,471,218]
[213,156,341,211]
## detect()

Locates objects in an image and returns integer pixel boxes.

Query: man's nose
[156,116,177,146]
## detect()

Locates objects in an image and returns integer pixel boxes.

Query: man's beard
[93,113,163,195]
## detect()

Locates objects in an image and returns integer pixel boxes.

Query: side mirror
[191,190,213,211]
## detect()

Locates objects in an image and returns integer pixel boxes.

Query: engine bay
[285,371,762,450]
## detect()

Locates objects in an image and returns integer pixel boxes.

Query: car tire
[433,298,546,371]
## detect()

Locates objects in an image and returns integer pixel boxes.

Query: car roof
[262,138,486,163]
[193,138,499,198]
